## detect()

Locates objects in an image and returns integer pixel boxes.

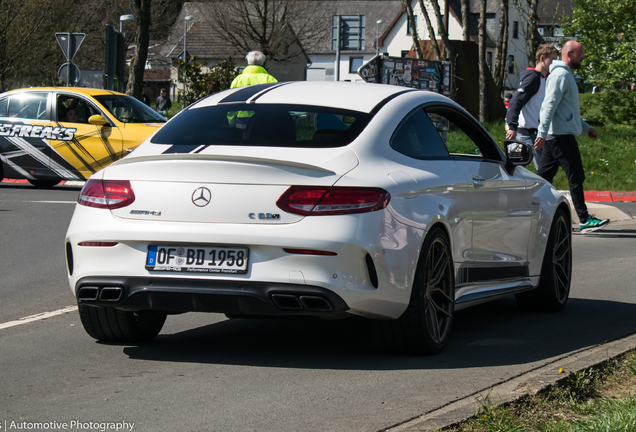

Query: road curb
[557,190,634,223]
[384,331,636,432]
[584,191,636,202]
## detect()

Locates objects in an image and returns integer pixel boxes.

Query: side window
[8,92,48,120]
[390,108,449,159]
[428,113,482,157]
[425,107,502,161]
[0,96,7,117]
[57,95,97,124]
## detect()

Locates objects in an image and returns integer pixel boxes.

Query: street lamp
[183,15,194,94]
[119,14,134,35]
[376,19,383,57]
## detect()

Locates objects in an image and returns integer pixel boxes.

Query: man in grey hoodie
[535,40,609,233]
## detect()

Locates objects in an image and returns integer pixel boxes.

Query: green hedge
[580,92,636,126]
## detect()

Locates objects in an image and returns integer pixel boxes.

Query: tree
[478,0,487,123]
[492,0,509,92]
[125,0,152,98]
[564,0,636,90]
[203,0,328,63]
[429,0,453,62]
[461,0,469,41]
[525,0,539,68]
[417,0,442,59]
[402,0,424,59]
[0,0,70,89]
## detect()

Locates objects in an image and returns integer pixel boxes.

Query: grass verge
[482,122,636,192]
[441,349,636,432]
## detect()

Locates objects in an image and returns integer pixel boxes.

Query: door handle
[472,175,485,188]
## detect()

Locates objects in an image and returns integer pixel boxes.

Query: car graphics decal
[0,123,76,140]
[50,122,120,175]
[0,119,123,181]
[3,135,82,180]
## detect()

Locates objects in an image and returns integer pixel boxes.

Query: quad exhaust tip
[271,293,333,312]
[78,286,123,302]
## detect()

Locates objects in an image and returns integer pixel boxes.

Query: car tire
[516,208,572,312]
[28,178,61,188]
[78,303,166,343]
[380,226,455,355]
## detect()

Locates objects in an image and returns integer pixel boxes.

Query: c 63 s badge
[249,213,281,220]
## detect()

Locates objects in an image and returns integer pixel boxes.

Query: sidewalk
[558,190,636,225]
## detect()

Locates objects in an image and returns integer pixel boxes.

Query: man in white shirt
[505,44,559,169]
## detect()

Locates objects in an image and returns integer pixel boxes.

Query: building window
[407,15,417,35]
[349,57,364,73]
[401,50,410,58]
[487,52,493,71]
[507,55,515,74]
[513,21,519,39]
[537,27,545,36]
[553,27,564,37]
[333,15,366,50]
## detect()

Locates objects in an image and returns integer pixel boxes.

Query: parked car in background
[0,87,166,187]
[66,82,572,354]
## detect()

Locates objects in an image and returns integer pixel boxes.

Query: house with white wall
[156,0,573,95]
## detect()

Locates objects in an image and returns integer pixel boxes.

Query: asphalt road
[1,183,636,432]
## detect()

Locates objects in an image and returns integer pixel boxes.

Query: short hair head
[535,44,559,63]
[246,51,267,65]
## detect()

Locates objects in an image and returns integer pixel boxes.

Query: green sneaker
[579,215,610,233]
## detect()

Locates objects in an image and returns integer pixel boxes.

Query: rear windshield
[94,95,166,123]
[151,104,372,148]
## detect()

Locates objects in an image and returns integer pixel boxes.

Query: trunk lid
[106,144,359,224]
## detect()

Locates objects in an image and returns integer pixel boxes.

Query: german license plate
[146,245,249,274]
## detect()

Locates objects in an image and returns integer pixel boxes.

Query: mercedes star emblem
[192,187,212,207]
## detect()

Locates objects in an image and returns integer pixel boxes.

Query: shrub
[580,91,636,126]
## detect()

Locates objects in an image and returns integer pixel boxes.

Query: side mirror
[504,140,533,174]
[88,115,109,126]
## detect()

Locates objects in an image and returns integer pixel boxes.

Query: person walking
[155,88,172,116]
[535,40,609,233]
[230,51,278,88]
[506,44,559,170]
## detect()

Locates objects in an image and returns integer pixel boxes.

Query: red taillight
[276,186,390,216]
[78,179,135,209]
[77,242,118,247]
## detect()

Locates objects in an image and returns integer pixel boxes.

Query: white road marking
[0,306,78,330]
[30,200,77,204]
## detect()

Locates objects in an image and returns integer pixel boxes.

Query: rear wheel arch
[380,223,456,354]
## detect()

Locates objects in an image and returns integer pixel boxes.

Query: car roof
[1,87,126,97]
[192,81,452,114]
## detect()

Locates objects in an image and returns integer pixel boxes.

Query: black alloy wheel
[548,210,572,306]
[381,226,455,355]
[516,208,572,312]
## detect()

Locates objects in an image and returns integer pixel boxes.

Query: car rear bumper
[75,276,350,317]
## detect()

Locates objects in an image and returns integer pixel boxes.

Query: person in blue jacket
[534,40,609,233]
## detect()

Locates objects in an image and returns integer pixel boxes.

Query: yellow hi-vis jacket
[230,65,278,88]
[228,65,278,125]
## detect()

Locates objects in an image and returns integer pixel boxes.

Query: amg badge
[129,210,162,216]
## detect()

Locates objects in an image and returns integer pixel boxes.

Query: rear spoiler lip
[110,153,338,175]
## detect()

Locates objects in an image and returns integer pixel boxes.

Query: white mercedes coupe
[65,82,572,354]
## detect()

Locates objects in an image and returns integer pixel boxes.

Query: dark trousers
[537,135,588,224]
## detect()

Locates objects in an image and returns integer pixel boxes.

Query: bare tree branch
[417,0,442,59]
[401,0,423,59]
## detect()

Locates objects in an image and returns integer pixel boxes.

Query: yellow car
[0,87,167,187]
